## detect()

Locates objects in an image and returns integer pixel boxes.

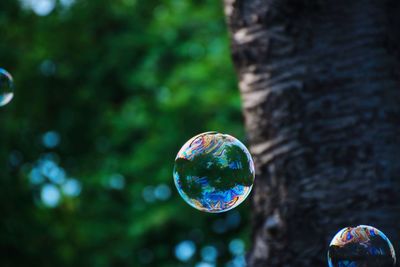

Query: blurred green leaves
[0,0,250,266]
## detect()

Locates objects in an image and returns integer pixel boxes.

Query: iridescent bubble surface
[0,68,14,107]
[173,132,255,213]
[328,225,396,267]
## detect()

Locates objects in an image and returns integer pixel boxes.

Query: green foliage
[0,0,250,266]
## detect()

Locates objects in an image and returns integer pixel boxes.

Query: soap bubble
[0,68,14,107]
[173,132,255,213]
[328,225,396,267]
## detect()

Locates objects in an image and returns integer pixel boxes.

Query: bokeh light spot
[175,240,196,262]
[42,131,61,148]
[201,245,218,262]
[173,132,255,213]
[0,68,14,107]
[62,178,82,197]
[154,184,171,201]
[21,0,56,16]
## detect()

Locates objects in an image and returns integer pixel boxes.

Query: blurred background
[0,0,251,266]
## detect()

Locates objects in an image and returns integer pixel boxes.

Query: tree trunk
[224,0,400,266]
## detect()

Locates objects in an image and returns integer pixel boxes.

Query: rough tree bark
[224,0,400,266]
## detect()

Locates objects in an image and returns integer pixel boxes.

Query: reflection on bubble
[173,132,255,213]
[328,225,396,267]
[175,240,196,262]
[0,68,14,107]
[41,184,61,207]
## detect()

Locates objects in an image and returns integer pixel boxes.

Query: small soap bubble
[0,68,14,107]
[173,132,255,213]
[328,225,396,267]
[23,0,56,16]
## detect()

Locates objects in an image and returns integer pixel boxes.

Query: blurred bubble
[41,184,61,208]
[39,60,56,76]
[21,0,56,16]
[175,240,196,262]
[142,186,156,203]
[109,174,125,190]
[0,68,14,107]
[201,246,218,262]
[173,132,255,213]
[229,239,245,256]
[42,131,61,148]
[328,225,396,267]
[62,178,82,197]
[154,184,171,201]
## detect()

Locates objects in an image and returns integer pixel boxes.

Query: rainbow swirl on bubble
[173,132,255,213]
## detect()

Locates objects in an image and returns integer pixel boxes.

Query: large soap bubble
[173,132,255,213]
[328,225,396,267]
[0,68,14,107]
